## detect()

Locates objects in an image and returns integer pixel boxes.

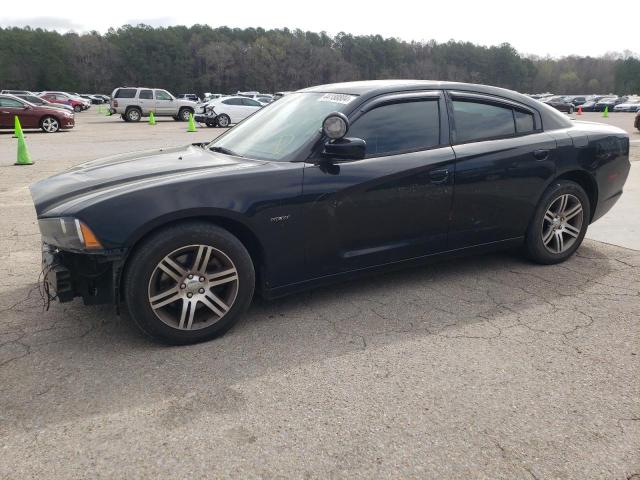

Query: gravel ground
[0,110,638,479]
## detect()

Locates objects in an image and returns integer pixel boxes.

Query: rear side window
[223,98,244,105]
[139,89,153,99]
[242,98,261,107]
[514,110,534,133]
[115,88,137,99]
[452,100,515,143]
[348,100,441,157]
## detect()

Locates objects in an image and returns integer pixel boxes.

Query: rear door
[138,89,155,115]
[302,91,456,276]
[447,91,557,249]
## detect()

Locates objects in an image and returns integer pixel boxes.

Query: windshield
[207,92,357,161]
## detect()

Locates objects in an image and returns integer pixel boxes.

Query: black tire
[73,104,82,113]
[178,108,192,122]
[568,106,574,114]
[525,180,590,265]
[205,119,218,128]
[124,222,255,345]
[217,114,231,128]
[125,108,142,122]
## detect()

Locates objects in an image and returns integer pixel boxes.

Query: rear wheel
[124,222,255,344]
[525,180,590,264]
[125,108,142,122]
[568,105,574,114]
[40,116,60,133]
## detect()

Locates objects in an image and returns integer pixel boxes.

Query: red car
[39,91,88,113]
[0,94,75,133]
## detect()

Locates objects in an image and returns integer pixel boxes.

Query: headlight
[38,217,103,251]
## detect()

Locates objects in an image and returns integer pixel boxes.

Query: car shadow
[0,242,628,432]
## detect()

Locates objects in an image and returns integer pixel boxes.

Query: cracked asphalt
[1,111,639,479]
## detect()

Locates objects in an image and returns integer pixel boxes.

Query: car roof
[300,80,571,130]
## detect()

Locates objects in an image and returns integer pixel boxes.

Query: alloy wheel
[42,117,59,133]
[218,115,230,127]
[147,244,239,330]
[541,193,584,254]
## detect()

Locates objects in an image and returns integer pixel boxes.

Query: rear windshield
[114,88,137,99]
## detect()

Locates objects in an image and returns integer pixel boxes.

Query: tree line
[0,25,638,96]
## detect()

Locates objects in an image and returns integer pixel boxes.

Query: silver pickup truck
[110,87,197,122]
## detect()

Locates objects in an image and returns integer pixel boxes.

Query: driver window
[0,98,24,108]
[155,90,172,101]
[348,100,441,157]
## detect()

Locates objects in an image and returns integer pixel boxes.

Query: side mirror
[323,138,366,160]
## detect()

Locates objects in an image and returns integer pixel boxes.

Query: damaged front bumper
[41,243,121,306]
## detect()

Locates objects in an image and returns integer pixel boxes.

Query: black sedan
[541,96,575,113]
[31,80,630,344]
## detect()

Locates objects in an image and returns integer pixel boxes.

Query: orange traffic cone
[577,105,582,115]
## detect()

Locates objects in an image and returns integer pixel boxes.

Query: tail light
[113,100,118,107]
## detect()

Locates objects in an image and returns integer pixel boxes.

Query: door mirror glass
[322,112,349,139]
[322,137,366,160]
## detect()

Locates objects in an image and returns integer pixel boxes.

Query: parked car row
[530,93,640,113]
[0,93,75,133]
[0,89,111,113]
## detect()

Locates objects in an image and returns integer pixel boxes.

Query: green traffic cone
[149,112,156,125]
[12,116,24,139]
[187,113,197,132]
[602,106,609,118]
[15,135,33,166]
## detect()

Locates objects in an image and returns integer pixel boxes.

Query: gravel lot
[1,110,639,479]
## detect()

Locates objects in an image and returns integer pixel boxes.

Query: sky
[1,0,637,58]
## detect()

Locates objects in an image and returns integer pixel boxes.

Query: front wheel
[216,114,231,128]
[73,104,82,113]
[40,116,60,133]
[568,106,574,114]
[179,108,192,121]
[124,222,255,344]
[525,180,590,264]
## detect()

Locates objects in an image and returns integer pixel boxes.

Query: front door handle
[429,168,450,184]
[533,149,550,161]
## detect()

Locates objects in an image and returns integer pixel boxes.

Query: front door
[154,89,174,115]
[0,97,35,128]
[302,92,455,277]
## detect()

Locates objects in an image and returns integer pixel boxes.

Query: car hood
[30,144,264,216]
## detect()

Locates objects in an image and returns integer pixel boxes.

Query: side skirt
[261,237,524,300]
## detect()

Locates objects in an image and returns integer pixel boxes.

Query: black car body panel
[30,81,630,306]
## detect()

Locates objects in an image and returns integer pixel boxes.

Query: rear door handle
[533,149,550,161]
[429,168,450,184]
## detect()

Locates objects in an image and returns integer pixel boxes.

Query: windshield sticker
[318,93,357,104]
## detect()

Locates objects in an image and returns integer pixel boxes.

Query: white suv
[110,87,197,122]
